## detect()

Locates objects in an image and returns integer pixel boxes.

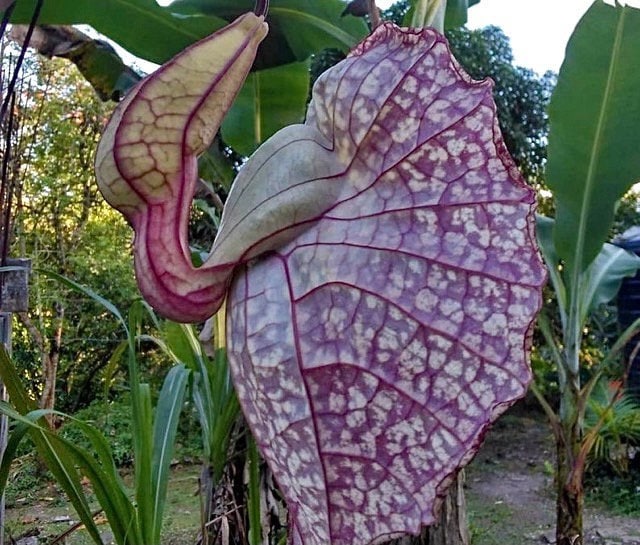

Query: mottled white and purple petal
[97,16,546,545]
[226,23,545,545]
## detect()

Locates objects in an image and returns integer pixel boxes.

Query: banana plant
[533,2,640,544]
[94,3,546,545]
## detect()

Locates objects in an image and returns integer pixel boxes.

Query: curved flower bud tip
[95,13,268,322]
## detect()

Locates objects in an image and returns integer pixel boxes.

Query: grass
[586,467,640,517]
[4,464,201,545]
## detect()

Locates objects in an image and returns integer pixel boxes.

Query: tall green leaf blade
[0,418,38,495]
[4,0,225,64]
[0,350,104,545]
[222,60,310,156]
[40,269,128,333]
[57,417,141,545]
[171,0,368,67]
[444,0,481,29]
[536,214,566,327]
[546,1,640,279]
[5,409,141,545]
[580,243,640,323]
[134,383,155,544]
[9,0,366,69]
[150,365,189,543]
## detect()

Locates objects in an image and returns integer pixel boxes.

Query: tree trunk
[18,303,64,427]
[40,303,63,425]
[385,472,469,545]
[556,426,584,545]
[555,372,584,545]
[201,433,469,545]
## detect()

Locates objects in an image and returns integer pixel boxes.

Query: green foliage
[222,60,311,155]
[62,396,135,467]
[4,0,226,65]
[587,471,640,517]
[0,280,191,545]
[5,55,138,411]
[547,0,640,280]
[531,3,640,541]
[443,0,480,29]
[585,380,640,475]
[0,349,107,545]
[2,447,49,508]
[171,0,368,67]
[446,25,555,184]
[157,321,239,482]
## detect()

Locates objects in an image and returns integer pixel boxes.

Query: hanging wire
[253,0,269,18]
[0,0,43,309]
[0,0,43,126]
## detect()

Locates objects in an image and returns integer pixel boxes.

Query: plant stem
[247,436,262,545]
[530,380,562,440]
[411,0,446,32]
[368,0,381,29]
[253,0,269,17]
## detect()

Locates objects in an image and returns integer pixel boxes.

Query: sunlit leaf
[4,0,226,65]
[222,60,311,156]
[547,0,640,280]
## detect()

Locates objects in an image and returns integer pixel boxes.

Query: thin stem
[411,0,446,32]
[537,311,568,389]
[247,436,262,545]
[368,0,381,29]
[0,3,16,50]
[530,380,562,441]
[253,0,269,17]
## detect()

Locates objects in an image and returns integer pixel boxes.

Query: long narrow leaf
[0,403,140,545]
[150,364,189,543]
[0,415,40,493]
[0,349,104,545]
[134,383,154,544]
[4,0,226,65]
[536,214,567,329]
[64,416,141,545]
[39,269,128,334]
[579,243,640,324]
[222,60,311,156]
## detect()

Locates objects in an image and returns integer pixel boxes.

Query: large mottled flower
[96,16,546,545]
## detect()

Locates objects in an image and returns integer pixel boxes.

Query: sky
[378,0,640,75]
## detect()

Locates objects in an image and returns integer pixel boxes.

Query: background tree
[3,50,138,414]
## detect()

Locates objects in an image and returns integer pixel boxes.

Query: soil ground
[465,406,640,545]
[4,464,201,545]
[5,408,640,545]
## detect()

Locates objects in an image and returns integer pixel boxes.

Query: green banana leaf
[546,0,640,281]
[536,215,640,330]
[5,0,366,68]
[222,60,310,156]
[171,0,368,69]
[3,0,225,65]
